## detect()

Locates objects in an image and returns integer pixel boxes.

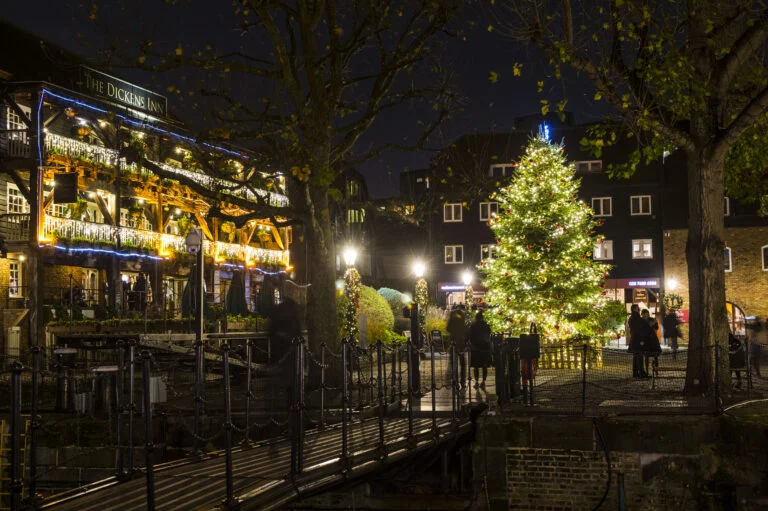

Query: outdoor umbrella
[225,270,249,316]
[181,266,208,317]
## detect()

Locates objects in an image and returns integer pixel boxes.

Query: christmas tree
[480,131,609,338]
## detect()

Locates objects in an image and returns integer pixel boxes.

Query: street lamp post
[342,246,361,343]
[411,261,427,395]
[462,270,473,307]
[185,227,204,454]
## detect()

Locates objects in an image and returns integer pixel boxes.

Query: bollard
[341,340,350,463]
[377,341,385,452]
[116,341,125,476]
[128,342,136,473]
[193,338,203,455]
[407,340,414,438]
[141,351,155,511]
[581,343,588,415]
[430,341,437,436]
[29,346,41,500]
[10,362,23,511]
[320,343,327,430]
[244,339,253,445]
[222,344,234,505]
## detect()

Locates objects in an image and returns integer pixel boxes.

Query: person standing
[469,311,492,389]
[628,304,652,378]
[446,307,469,390]
[662,310,682,358]
[642,309,662,377]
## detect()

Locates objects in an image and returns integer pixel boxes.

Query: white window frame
[724,197,730,216]
[632,238,653,259]
[6,183,29,221]
[9,259,22,297]
[444,245,464,264]
[591,197,613,217]
[630,195,652,216]
[762,245,768,271]
[479,202,499,221]
[575,160,603,173]
[724,247,732,272]
[6,105,30,132]
[480,244,497,261]
[489,163,515,178]
[593,240,614,260]
[443,203,462,223]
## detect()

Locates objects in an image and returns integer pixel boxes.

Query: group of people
[122,272,150,312]
[446,305,492,390]
[626,304,665,378]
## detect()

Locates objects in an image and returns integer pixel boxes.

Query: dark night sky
[1,1,604,198]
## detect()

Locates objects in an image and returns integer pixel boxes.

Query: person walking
[446,307,469,390]
[628,304,653,378]
[662,309,682,359]
[469,310,492,389]
[642,309,662,377]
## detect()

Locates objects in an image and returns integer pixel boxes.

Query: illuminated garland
[480,133,609,338]
[415,278,428,333]
[343,267,362,341]
[663,292,684,312]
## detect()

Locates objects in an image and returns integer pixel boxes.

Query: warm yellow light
[462,271,472,286]
[18,255,26,262]
[413,261,426,278]
[138,199,145,205]
[175,208,181,215]
[137,132,145,140]
[343,246,358,267]
[99,120,107,128]
[666,278,679,291]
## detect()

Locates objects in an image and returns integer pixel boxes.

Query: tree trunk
[684,148,730,396]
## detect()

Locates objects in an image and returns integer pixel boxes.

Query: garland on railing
[343,267,362,342]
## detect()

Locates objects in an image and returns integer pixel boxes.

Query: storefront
[604,277,662,313]
[438,282,486,308]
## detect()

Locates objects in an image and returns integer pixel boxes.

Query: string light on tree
[462,270,474,306]
[413,260,428,335]
[342,246,361,342]
[480,130,609,337]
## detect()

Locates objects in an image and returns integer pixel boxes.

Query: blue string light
[52,244,165,261]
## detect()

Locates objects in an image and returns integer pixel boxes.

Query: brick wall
[664,227,768,332]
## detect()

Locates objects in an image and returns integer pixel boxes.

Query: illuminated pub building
[0,23,291,353]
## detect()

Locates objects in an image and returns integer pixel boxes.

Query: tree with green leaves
[92,1,465,351]
[489,0,768,395]
[481,133,608,337]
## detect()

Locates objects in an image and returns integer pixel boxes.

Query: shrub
[377,287,407,318]
[338,285,394,344]
[424,305,448,337]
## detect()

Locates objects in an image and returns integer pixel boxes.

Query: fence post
[407,340,414,439]
[377,341,385,454]
[581,343,588,415]
[320,343,326,430]
[193,338,203,455]
[10,361,23,511]
[450,343,457,423]
[382,344,389,405]
[222,343,234,506]
[297,338,305,473]
[341,340,349,464]
[128,341,136,473]
[430,340,437,437]
[395,347,402,401]
[141,351,155,511]
[115,341,125,476]
[745,338,752,396]
[29,346,41,500]
[244,339,253,445]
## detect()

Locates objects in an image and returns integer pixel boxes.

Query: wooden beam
[43,109,62,127]
[270,225,284,250]
[245,222,258,245]
[43,192,54,210]
[94,193,114,225]
[194,212,214,241]
[5,169,31,202]
[1,91,31,128]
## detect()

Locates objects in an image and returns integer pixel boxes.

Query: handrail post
[320,343,326,430]
[10,361,23,511]
[141,351,155,511]
[116,341,125,476]
[341,340,350,464]
[407,340,414,439]
[382,344,389,404]
[222,343,234,506]
[193,338,203,455]
[377,341,385,454]
[29,346,41,501]
[430,340,437,437]
[128,341,136,473]
[244,339,253,445]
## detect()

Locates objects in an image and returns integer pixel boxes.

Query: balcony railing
[40,215,288,265]
[0,213,31,242]
[0,130,31,158]
[44,133,288,207]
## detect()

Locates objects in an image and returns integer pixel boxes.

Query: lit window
[593,240,614,260]
[575,160,602,173]
[724,247,732,272]
[7,184,29,222]
[724,197,730,216]
[632,239,653,259]
[479,202,499,221]
[9,260,22,297]
[347,209,365,223]
[591,197,612,217]
[347,180,360,197]
[444,245,464,264]
[480,244,497,261]
[630,195,652,215]
[443,203,462,222]
[489,163,515,178]
[6,106,30,133]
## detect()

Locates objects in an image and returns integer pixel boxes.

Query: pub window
[632,239,653,259]
[593,240,614,260]
[7,183,29,221]
[5,105,30,133]
[479,202,499,221]
[630,195,652,215]
[443,203,462,222]
[9,260,22,297]
[591,197,612,217]
[444,245,464,264]
[724,247,732,272]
